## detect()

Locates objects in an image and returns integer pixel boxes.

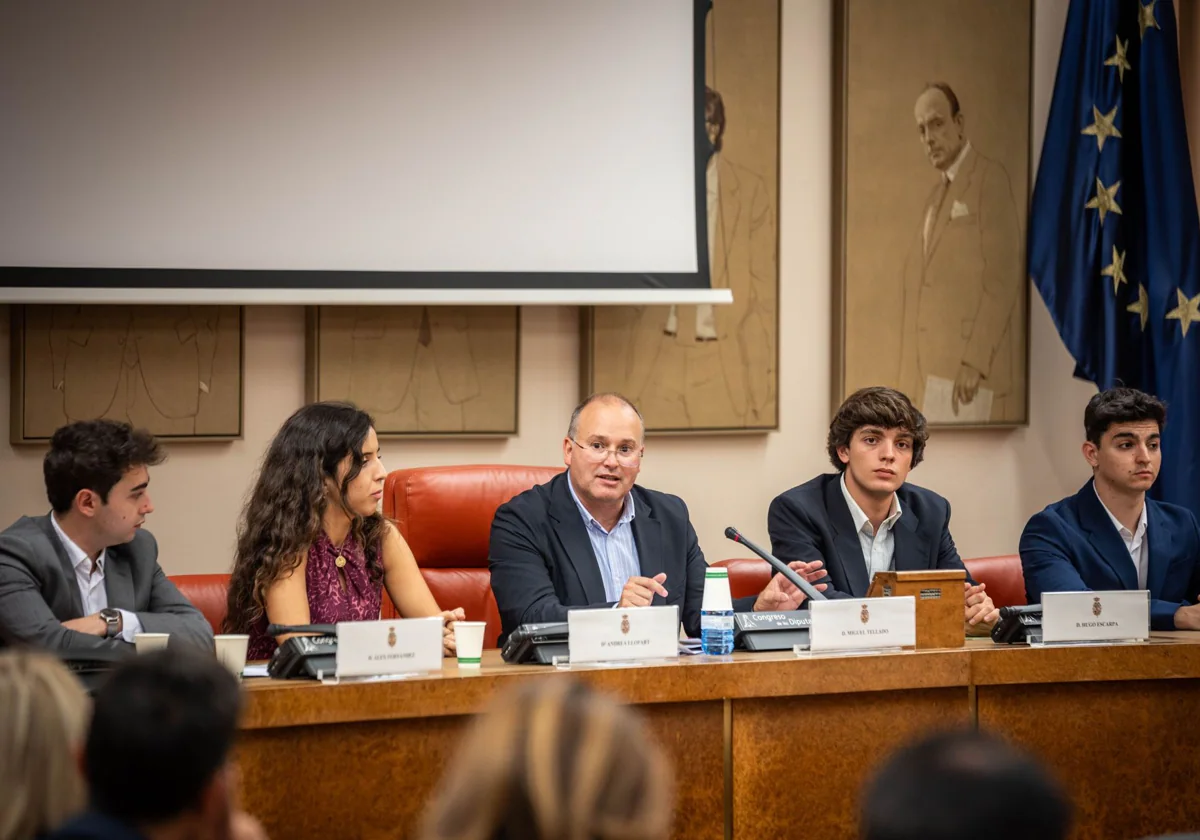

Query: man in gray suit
[0,419,212,654]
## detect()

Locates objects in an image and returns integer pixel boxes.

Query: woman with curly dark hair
[224,401,464,660]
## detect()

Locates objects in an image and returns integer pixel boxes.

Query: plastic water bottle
[700,567,735,655]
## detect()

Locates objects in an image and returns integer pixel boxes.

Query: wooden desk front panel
[732,687,970,839]
[977,679,1200,840]
[236,699,724,840]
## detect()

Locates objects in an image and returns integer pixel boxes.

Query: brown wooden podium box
[866,569,966,649]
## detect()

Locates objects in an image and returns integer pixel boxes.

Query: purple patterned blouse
[247,531,383,661]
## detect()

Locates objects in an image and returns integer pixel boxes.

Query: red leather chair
[713,558,771,601]
[170,574,230,634]
[384,464,563,648]
[963,554,1026,609]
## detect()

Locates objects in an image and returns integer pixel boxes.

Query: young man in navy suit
[1020,388,1200,630]
[768,387,998,630]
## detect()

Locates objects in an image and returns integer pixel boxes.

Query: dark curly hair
[1084,387,1166,445]
[827,387,929,471]
[44,420,165,513]
[223,402,387,634]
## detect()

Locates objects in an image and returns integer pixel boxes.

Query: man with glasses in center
[489,392,826,644]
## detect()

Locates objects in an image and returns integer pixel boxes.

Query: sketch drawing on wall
[584,0,779,432]
[308,305,518,436]
[12,304,243,442]
[834,0,1031,427]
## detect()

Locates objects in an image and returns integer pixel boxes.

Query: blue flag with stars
[1029,0,1200,519]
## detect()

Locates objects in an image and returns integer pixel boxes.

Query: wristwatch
[99,608,122,638]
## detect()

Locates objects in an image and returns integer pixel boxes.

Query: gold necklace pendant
[335,554,347,568]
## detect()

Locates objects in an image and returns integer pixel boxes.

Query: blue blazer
[1019,480,1200,630]
[767,473,971,599]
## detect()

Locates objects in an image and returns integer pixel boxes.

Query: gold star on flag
[1105,36,1131,82]
[1140,1,1161,40]
[1127,283,1150,331]
[1085,178,1122,224]
[1166,288,1200,337]
[1082,105,1122,152]
[1101,245,1128,294]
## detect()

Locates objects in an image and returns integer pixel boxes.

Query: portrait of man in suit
[836,0,1031,428]
[585,0,779,432]
[897,83,1023,424]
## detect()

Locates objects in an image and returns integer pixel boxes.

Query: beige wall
[0,0,1095,576]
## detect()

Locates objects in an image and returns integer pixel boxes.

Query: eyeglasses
[570,438,643,466]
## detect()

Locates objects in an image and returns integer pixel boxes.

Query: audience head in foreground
[861,729,1071,840]
[1020,387,1200,630]
[49,649,265,840]
[767,386,998,628]
[227,401,462,659]
[0,650,90,840]
[0,419,212,654]
[420,678,672,840]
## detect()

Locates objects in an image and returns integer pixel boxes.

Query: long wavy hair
[224,401,387,634]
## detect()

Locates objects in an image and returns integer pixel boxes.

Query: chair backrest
[713,558,772,601]
[383,464,564,647]
[963,554,1026,609]
[170,574,230,633]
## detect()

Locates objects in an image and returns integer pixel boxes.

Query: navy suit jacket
[489,473,755,645]
[767,473,971,599]
[1019,480,1200,630]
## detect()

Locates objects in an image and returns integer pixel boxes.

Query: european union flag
[1029,0,1200,518]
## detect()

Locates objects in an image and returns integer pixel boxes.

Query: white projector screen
[0,0,719,303]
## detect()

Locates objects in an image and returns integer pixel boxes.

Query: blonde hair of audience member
[420,679,672,840]
[0,650,90,840]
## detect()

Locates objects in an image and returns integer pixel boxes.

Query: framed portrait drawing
[833,0,1033,427]
[306,305,519,437]
[10,304,244,443]
[582,0,780,433]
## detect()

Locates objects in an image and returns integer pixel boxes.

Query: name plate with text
[1041,590,1150,644]
[808,597,916,652]
[336,617,443,677]
[568,605,679,664]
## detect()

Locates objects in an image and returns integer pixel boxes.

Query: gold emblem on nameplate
[621,614,630,635]
[860,603,870,624]
[1093,597,1102,617]
[387,626,397,647]
[335,555,346,568]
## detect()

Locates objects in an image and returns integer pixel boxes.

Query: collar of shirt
[839,472,902,538]
[50,512,105,575]
[944,140,972,183]
[1093,483,1148,542]
[566,476,635,535]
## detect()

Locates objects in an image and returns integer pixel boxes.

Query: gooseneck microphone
[724,526,828,603]
[265,623,338,637]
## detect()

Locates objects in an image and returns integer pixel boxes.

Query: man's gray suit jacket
[0,514,213,654]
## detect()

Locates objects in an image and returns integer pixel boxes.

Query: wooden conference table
[235,635,1200,840]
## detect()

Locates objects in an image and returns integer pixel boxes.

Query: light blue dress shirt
[566,478,642,602]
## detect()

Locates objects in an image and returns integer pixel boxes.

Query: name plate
[734,610,810,630]
[336,617,443,677]
[568,605,679,664]
[808,597,916,652]
[1041,590,1149,643]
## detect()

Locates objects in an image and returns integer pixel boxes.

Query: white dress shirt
[924,140,973,253]
[840,472,904,583]
[50,514,143,642]
[1093,485,1149,590]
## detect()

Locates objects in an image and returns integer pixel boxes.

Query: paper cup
[214,634,250,678]
[453,621,486,668]
[701,568,733,612]
[134,632,170,653]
